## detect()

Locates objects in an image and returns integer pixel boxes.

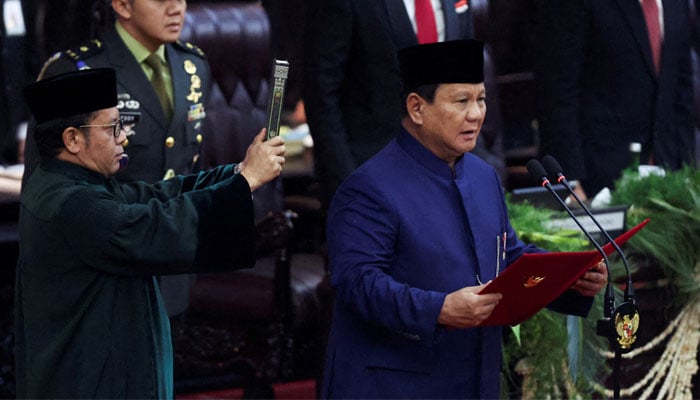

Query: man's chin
[164,32,182,43]
[459,140,477,154]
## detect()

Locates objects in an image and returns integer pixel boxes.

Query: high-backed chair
[176,2,326,393]
[182,1,281,219]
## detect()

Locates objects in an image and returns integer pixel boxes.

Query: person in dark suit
[533,0,695,199]
[303,0,476,207]
[0,0,31,164]
[691,0,700,164]
[22,0,212,319]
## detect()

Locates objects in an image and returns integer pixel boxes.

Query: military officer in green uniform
[23,0,215,319]
[16,67,286,398]
[25,0,210,185]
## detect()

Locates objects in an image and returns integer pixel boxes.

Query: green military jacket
[15,159,254,398]
[25,28,211,185]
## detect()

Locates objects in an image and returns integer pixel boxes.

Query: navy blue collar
[396,127,465,179]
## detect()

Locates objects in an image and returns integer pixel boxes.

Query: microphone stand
[526,159,620,399]
[541,155,635,304]
[541,155,641,400]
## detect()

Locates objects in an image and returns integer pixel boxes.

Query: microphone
[541,155,635,304]
[536,157,641,400]
[527,157,639,399]
[525,159,616,321]
[541,155,640,361]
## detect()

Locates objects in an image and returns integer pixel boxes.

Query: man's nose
[466,102,486,121]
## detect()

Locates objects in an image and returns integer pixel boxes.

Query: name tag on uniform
[120,112,141,137]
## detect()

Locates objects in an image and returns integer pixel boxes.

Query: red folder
[477,218,649,326]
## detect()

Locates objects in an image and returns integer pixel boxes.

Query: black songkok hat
[24,68,118,124]
[398,39,484,87]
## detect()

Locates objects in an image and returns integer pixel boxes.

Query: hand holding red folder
[438,283,502,328]
[569,258,608,297]
[476,218,649,327]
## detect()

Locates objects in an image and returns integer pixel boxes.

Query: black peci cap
[398,39,484,87]
[24,68,118,124]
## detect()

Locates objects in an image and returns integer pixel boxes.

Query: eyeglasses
[79,119,124,138]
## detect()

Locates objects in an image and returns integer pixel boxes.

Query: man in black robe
[15,68,285,398]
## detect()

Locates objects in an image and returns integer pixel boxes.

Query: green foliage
[610,167,700,300]
[504,198,609,398]
[507,199,589,252]
[503,167,700,398]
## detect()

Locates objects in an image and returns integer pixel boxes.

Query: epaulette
[174,40,206,58]
[37,39,105,80]
[62,39,105,65]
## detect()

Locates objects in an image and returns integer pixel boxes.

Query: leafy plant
[503,167,700,399]
[603,167,700,398]
[610,167,700,301]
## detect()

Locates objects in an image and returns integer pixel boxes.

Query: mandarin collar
[41,158,109,185]
[396,127,464,179]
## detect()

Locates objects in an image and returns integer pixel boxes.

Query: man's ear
[406,93,425,125]
[112,0,132,20]
[62,127,83,154]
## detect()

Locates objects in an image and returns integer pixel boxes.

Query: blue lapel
[166,44,188,132]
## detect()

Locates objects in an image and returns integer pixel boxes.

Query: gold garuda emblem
[523,275,545,288]
[615,311,640,349]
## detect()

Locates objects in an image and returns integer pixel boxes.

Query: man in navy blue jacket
[303,0,477,207]
[322,40,608,399]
